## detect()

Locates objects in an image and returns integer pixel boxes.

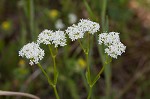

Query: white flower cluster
[78,19,100,34]
[19,42,45,65]
[37,29,66,47]
[52,30,66,47]
[66,24,84,41]
[19,29,66,65]
[98,32,126,59]
[66,19,100,41]
[37,29,53,45]
[19,18,126,65]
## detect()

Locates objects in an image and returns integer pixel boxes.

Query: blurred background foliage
[0,0,150,99]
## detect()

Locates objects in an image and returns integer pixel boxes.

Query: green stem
[101,0,107,32]
[48,45,58,84]
[37,63,53,86]
[96,65,105,79]
[91,65,105,87]
[48,45,60,98]
[87,86,92,99]
[29,0,35,40]
[53,56,58,84]
[86,52,91,84]
[78,39,86,53]
[53,86,60,99]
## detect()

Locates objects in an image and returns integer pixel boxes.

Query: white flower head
[78,19,100,34]
[99,32,120,46]
[37,29,53,45]
[37,29,66,47]
[66,24,84,41]
[52,30,67,47]
[55,19,65,29]
[66,19,100,41]
[98,32,126,59]
[105,42,126,59]
[68,13,77,24]
[19,42,45,65]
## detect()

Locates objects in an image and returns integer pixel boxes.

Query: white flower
[105,42,126,58]
[52,30,67,47]
[66,24,84,41]
[66,19,100,41]
[37,29,66,47]
[37,29,53,45]
[98,32,126,59]
[55,19,65,29]
[19,42,45,65]
[98,32,120,45]
[68,13,77,24]
[77,19,100,34]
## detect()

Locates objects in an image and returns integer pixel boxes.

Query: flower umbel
[98,32,126,58]
[52,30,66,47]
[19,42,45,65]
[37,29,53,45]
[37,29,66,47]
[66,24,84,41]
[77,19,100,35]
[99,32,120,45]
[66,19,100,41]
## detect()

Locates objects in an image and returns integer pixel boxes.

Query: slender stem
[87,33,90,52]
[53,86,60,99]
[53,56,56,74]
[87,87,92,99]
[48,45,60,98]
[53,56,58,85]
[48,45,58,84]
[37,63,53,86]
[101,0,112,98]
[101,0,107,32]
[87,32,91,82]
[96,65,105,79]
[48,45,54,56]
[0,90,40,99]
[29,0,35,40]
[78,39,86,53]
[86,52,91,84]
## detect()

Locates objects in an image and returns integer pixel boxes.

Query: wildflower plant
[19,18,126,99]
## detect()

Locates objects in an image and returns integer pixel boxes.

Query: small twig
[0,90,40,99]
